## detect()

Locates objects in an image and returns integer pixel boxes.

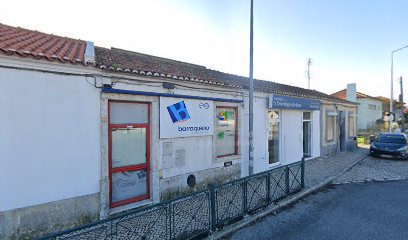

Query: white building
[0,24,357,239]
[332,84,383,131]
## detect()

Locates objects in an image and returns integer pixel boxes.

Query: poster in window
[216,108,237,156]
[112,169,147,203]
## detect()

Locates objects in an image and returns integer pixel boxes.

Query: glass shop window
[268,110,280,164]
[109,101,150,208]
[349,112,356,137]
[326,115,335,142]
[216,107,238,157]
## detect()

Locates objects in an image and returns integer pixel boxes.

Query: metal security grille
[39,159,305,240]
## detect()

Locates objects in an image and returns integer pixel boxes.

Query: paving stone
[304,148,368,188]
[334,155,408,184]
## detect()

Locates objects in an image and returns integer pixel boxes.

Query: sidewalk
[334,151,408,184]
[209,147,369,240]
[304,147,369,187]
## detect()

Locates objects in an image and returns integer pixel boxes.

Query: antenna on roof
[306,58,312,89]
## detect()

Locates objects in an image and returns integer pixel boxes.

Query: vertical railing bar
[288,165,299,193]
[163,204,167,240]
[285,166,290,195]
[110,219,113,240]
[266,172,271,205]
[301,157,305,188]
[112,219,116,240]
[113,217,118,240]
[243,179,248,214]
[168,203,172,240]
[210,184,217,232]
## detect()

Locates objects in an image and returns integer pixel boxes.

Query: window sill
[269,162,281,169]
[303,156,315,161]
[109,198,154,216]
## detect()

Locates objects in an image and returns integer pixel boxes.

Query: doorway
[108,101,150,208]
[303,112,312,157]
[268,110,280,165]
[339,111,346,151]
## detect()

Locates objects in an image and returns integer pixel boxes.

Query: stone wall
[321,143,338,157]
[0,193,100,240]
[160,163,241,201]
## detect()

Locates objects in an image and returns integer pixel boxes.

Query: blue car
[370,133,408,159]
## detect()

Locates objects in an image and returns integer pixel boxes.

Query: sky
[2,0,408,99]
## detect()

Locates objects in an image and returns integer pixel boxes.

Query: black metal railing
[39,159,305,240]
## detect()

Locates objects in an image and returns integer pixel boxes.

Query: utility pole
[399,77,404,131]
[390,52,394,132]
[248,0,254,175]
[390,44,408,132]
[399,77,403,103]
[306,58,312,89]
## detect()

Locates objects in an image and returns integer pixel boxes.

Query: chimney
[346,83,357,102]
[84,41,95,65]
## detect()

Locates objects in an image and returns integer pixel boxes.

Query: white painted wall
[312,110,321,158]
[357,98,382,130]
[0,67,101,211]
[160,136,213,178]
[252,97,268,173]
[252,96,321,173]
[281,110,303,164]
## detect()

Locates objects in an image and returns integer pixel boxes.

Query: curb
[208,151,369,240]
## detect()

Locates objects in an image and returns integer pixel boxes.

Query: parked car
[370,133,408,159]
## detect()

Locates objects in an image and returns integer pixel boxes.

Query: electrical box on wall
[175,149,186,167]
[163,142,173,156]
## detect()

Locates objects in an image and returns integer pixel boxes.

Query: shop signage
[269,94,321,110]
[160,97,214,138]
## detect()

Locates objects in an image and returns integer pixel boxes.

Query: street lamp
[390,44,408,132]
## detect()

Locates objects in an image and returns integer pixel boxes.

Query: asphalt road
[228,180,408,240]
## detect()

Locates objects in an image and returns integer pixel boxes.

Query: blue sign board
[269,94,321,110]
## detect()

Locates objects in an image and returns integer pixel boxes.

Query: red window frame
[108,100,151,208]
[216,106,238,158]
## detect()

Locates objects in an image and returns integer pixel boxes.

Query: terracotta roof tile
[331,89,347,99]
[0,23,86,64]
[95,47,355,104]
[332,89,381,101]
[376,96,390,102]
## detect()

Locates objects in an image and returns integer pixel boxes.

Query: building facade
[321,101,358,155]
[0,24,357,239]
[332,84,383,132]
